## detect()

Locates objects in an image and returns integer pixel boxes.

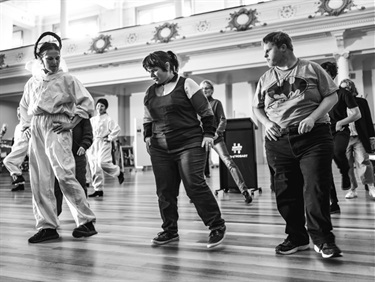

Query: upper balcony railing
[0,0,373,76]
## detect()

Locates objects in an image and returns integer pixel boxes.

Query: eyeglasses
[201,87,212,90]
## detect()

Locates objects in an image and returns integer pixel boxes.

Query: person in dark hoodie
[54,118,93,216]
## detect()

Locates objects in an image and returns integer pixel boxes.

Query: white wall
[129,92,145,139]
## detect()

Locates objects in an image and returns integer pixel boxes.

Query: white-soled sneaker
[368,186,375,199]
[345,189,357,199]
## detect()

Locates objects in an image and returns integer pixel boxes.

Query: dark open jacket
[354,97,375,153]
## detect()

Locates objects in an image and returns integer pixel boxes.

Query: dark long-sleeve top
[353,97,375,153]
[207,96,226,144]
[329,87,358,132]
[143,76,215,152]
[72,118,93,155]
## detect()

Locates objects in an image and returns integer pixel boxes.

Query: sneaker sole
[207,233,226,249]
[72,230,98,238]
[313,245,342,258]
[276,244,309,255]
[152,236,179,245]
[345,196,357,199]
[28,234,59,243]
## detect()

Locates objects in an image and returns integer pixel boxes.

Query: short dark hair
[142,50,179,73]
[320,62,338,79]
[96,98,108,109]
[262,31,294,51]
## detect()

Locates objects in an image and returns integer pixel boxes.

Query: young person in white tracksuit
[87,98,124,198]
[3,107,29,191]
[19,31,97,243]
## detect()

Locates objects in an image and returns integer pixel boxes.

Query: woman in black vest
[142,50,226,248]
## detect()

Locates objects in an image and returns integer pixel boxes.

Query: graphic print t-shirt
[253,59,338,128]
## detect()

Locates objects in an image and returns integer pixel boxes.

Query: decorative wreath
[315,0,355,16]
[227,8,258,31]
[89,34,112,54]
[152,23,179,43]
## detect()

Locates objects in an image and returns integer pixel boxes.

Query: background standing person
[200,80,252,204]
[342,79,375,199]
[142,50,226,249]
[54,118,93,216]
[0,123,7,172]
[253,31,341,258]
[321,62,361,213]
[87,98,124,198]
[20,31,97,243]
[3,107,29,191]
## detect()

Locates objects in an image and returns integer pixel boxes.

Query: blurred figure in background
[321,62,361,213]
[3,107,29,191]
[87,98,124,198]
[342,79,375,199]
[200,79,252,204]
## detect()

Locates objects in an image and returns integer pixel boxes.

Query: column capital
[333,50,350,60]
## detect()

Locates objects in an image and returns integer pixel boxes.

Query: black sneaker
[28,228,59,243]
[72,221,98,238]
[275,239,309,255]
[207,225,226,248]
[152,231,179,245]
[88,191,103,197]
[330,203,341,214]
[314,242,342,258]
[12,175,25,185]
[118,171,124,184]
[341,175,351,190]
[242,190,253,204]
[11,184,25,191]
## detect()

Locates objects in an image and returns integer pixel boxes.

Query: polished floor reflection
[0,164,374,282]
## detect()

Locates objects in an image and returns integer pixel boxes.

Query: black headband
[34,31,62,59]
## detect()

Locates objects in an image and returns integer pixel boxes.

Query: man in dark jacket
[343,79,375,199]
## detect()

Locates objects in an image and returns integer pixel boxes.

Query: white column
[60,0,68,38]
[225,83,233,118]
[174,0,183,17]
[116,0,124,28]
[0,13,13,50]
[334,51,350,84]
[115,86,129,137]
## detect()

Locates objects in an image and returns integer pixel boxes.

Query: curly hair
[321,62,338,80]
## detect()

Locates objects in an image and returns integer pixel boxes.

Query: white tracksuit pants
[29,114,96,230]
[3,137,28,177]
[87,138,120,191]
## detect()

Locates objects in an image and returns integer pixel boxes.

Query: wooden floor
[0,164,374,282]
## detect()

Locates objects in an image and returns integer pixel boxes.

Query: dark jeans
[266,124,335,246]
[204,150,211,176]
[55,155,88,216]
[330,128,350,202]
[332,127,350,176]
[150,146,225,233]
